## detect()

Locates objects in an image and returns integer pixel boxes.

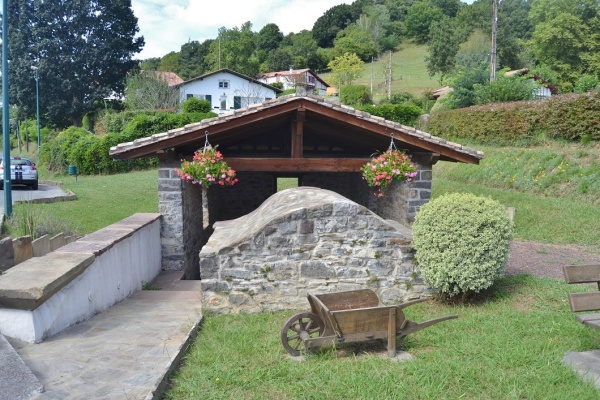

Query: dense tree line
[143,0,598,97]
[4,0,599,133]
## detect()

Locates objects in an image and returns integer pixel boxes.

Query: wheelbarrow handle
[397,297,429,309]
[399,315,458,336]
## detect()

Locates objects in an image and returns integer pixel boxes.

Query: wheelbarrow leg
[388,308,396,357]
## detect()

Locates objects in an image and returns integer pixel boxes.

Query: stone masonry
[377,163,432,225]
[200,187,433,314]
[158,155,205,279]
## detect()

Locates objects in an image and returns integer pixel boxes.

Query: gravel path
[506,240,600,280]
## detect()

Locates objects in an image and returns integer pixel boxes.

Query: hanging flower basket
[361,149,418,197]
[176,145,238,188]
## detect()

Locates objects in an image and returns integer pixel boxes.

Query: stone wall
[376,164,432,225]
[200,187,433,314]
[158,158,433,279]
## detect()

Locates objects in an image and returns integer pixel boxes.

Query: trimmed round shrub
[412,193,513,297]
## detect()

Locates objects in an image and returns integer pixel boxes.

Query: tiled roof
[141,71,184,86]
[109,94,483,162]
[257,69,330,87]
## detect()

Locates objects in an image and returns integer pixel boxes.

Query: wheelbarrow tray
[281,289,457,357]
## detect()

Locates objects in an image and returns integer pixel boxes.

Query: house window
[218,80,229,89]
[186,94,194,99]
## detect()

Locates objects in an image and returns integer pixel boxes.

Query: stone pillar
[158,157,185,272]
[158,154,205,279]
[376,163,432,225]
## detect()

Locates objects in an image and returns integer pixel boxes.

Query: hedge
[42,111,217,175]
[423,90,600,144]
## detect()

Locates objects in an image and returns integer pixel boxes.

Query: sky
[131,0,353,60]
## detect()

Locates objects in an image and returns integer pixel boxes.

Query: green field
[320,42,440,101]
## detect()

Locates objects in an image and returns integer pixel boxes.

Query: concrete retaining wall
[0,213,162,343]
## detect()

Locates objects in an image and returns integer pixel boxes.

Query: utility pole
[387,51,392,100]
[370,57,373,94]
[2,0,13,216]
[490,0,498,82]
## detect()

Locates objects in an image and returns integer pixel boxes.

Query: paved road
[0,183,70,212]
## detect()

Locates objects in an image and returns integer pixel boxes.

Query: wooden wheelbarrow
[281,289,457,357]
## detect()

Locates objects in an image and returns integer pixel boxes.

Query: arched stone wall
[199,187,433,314]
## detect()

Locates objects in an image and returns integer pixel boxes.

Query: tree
[256,23,283,53]
[261,48,294,73]
[328,52,364,88]
[125,72,180,111]
[447,64,490,108]
[426,17,460,83]
[206,22,259,76]
[7,0,144,127]
[312,4,358,48]
[287,30,322,70]
[430,0,463,18]
[496,0,533,69]
[178,40,213,80]
[528,0,600,82]
[404,1,444,43]
[159,52,181,73]
[333,25,378,62]
[140,58,161,71]
[455,29,490,71]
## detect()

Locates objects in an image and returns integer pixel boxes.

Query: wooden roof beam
[226,157,367,172]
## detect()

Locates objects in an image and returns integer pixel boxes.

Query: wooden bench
[563,264,600,329]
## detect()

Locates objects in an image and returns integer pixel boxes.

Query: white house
[256,69,330,96]
[176,68,282,113]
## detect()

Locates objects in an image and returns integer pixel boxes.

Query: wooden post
[291,108,305,159]
[388,308,397,357]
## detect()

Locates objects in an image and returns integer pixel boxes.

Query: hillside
[320,41,441,101]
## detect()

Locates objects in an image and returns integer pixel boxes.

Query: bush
[412,193,513,298]
[473,74,536,105]
[181,97,211,113]
[574,75,600,93]
[340,85,372,107]
[360,103,423,126]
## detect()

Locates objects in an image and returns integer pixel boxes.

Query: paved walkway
[7,271,203,400]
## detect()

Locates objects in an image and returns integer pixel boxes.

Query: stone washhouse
[110,94,483,311]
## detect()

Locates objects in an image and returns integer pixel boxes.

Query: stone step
[0,333,43,399]
[147,270,203,291]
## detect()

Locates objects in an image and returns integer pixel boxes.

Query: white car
[0,156,39,190]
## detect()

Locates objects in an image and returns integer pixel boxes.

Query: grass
[432,143,600,247]
[320,41,440,100]
[6,169,158,236]
[166,275,600,399]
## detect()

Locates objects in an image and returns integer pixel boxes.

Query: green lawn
[5,169,158,237]
[166,275,600,399]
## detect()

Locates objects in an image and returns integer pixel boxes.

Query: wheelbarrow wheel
[281,312,324,356]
